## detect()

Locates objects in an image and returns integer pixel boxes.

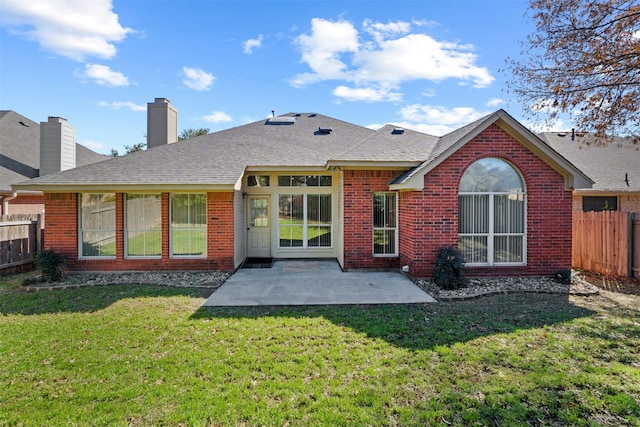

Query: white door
[247,196,271,258]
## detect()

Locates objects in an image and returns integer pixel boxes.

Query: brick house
[540,132,640,213]
[0,110,107,216]
[12,99,592,278]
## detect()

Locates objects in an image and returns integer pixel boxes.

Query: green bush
[35,249,66,282]
[554,268,572,285]
[433,246,468,290]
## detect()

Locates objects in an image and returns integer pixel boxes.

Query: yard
[0,273,638,426]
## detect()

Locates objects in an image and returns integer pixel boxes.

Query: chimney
[39,116,76,176]
[147,98,178,149]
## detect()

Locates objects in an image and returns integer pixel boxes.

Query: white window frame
[277,192,333,249]
[170,193,207,258]
[372,192,398,257]
[458,158,527,266]
[78,193,116,259]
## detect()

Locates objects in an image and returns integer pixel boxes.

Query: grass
[0,273,638,426]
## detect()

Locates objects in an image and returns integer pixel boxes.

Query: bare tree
[507,0,640,141]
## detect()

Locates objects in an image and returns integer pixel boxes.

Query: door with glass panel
[247,196,271,258]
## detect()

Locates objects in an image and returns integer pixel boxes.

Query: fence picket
[572,210,637,277]
[0,214,42,271]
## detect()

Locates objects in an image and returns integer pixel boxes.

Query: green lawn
[0,274,638,426]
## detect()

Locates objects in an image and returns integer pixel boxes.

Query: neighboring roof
[539,132,640,193]
[11,109,593,194]
[13,113,375,192]
[0,110,108,193]
[390,109,593,191]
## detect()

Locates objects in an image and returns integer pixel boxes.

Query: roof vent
[266,117,296,125]
[295,113,301,116]
[392,128,405,134]
[308,113,317,117]
[317,126,332,134]
[557,132,566,137]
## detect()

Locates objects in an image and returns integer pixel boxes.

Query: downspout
[3,192,18,215]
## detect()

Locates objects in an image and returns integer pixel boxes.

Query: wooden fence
[0,214,43,273]
[572,211,639,277]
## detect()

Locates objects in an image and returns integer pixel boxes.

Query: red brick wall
[43,192,235,272]
[342,170,404,270]
[341,124,573,278]
[3,195,45,216]
[408,124,572,277]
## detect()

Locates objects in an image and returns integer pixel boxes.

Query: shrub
[35,249,66,282]
[433,246,468,290]
[554,268,572,285]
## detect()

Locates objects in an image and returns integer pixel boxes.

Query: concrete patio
[203,259,436,306]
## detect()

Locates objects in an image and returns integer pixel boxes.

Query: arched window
[458,158,526,265]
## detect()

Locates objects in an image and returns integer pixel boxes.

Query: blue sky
[0,0,557,155]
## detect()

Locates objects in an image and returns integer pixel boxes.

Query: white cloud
[0,0,133,61]
[98,101,145,111]
[182,67,215,91]
[373,105,491,135]
[522,118,569,133]
[77,64,129,86]
[486,98,504,107]
[400,104,489,126]
[290,18,494,100]
[332,85,402,102]
[79,140,107,152]
[202,111,232,123]
[290,18,359,87]
[363,19,411,43]
[243,34,263,54]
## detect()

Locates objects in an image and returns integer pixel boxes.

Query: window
[247,175,270,187]
[278,194,332,248]
[79,193,116,257]
[373,193,397,256]
[250,198,269,227]
[582,196,617,212]
[458,158,526,265]
[278,175,332,187]
[125,193,161,257]
[307,194,332,247]
[171,193,206,257]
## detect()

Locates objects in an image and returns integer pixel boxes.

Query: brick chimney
[147,98,178,149]
[39,116,76,176]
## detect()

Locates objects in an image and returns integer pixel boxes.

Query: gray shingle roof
[1,110,108,193]
[13,113,375,190]
[539,132,640,192]
[11,109,595,193]
[330,124,439,162]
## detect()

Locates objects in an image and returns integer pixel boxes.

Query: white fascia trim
[325,160,419,170]
[14,184,236,193]
[574,188,640,195]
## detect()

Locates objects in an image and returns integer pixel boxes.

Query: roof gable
[390,109,593,191]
